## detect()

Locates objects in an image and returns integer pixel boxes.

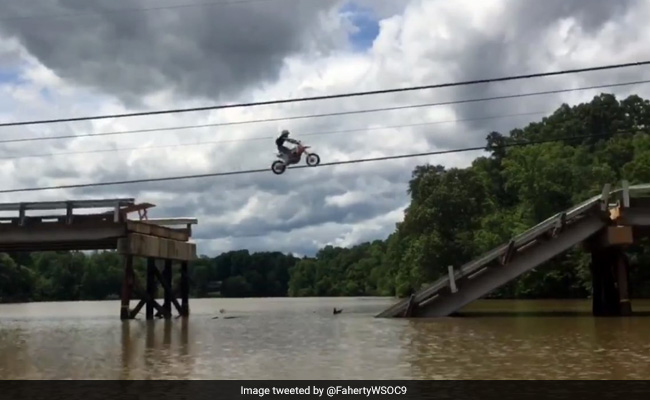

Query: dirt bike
[271,141,320,175]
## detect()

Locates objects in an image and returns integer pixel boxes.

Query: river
[1,297,650,379]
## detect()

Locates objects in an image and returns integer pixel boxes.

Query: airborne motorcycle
[271,141,320,174]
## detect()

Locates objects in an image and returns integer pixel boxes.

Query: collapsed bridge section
[377,181,650,318]
[0,198,198,320]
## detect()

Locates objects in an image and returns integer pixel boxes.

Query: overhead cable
[1,79,647,144]
[0,132,613,194]
[0,111,550,160]
[0,110,547,160]
[1,62,649,128]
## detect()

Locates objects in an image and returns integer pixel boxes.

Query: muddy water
[0,297,649,379]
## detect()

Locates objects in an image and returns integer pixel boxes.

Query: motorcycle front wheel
[306,153,320,166]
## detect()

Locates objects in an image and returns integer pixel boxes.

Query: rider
[275,129,299,162]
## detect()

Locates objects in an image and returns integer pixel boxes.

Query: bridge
[0,198,198,320]
[377,181,650,318]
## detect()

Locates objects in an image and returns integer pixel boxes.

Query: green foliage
[2,93,650,302]
[0,250,299,302]
[287,93,650,299]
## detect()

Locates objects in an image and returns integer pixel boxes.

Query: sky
[1,0,650,257]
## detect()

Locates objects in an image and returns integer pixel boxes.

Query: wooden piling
[181,261,190,317]
[163,259,173,319]
[146,258,156,320]
[120,255,134,320]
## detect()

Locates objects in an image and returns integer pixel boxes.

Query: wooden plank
[599,226,634,247]
[117,233,197,261]
[126,221,189,241]
[146,218,198,226]
[129,299,146,319]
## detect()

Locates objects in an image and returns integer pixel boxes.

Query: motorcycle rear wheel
[271,161,287,174]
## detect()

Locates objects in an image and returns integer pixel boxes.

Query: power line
[1,61,649,128]
[0,111,550,159]
[0,132,613,194]
[0,0,307,22]
[2,79,647,145]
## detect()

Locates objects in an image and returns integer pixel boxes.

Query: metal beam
[415,215,606,317]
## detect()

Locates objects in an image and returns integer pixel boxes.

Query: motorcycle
[271,141,321,175]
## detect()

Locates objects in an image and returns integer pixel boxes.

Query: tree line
[2,93,650,302]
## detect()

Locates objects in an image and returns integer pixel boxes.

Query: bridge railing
[0,198,136,225]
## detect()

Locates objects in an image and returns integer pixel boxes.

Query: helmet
[280,129,290,138]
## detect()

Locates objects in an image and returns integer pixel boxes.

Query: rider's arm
[286,138,300,144]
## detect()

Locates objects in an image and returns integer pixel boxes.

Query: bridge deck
[0,198,197,261]
[377,182,650,318]
[0,197,198,320]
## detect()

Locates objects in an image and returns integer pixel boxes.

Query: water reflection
[119,318,192,379]
[0,298,649,379]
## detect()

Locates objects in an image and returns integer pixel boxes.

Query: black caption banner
[0,380,648,400]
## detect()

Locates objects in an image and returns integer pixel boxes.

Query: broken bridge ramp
[376,182,650,318]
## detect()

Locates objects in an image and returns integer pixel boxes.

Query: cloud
[1,0,650,256]
[0,0,348,106]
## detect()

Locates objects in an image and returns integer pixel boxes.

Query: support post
[622,180,630,208]
[600,183,611,212]
[616,252,632,316]
[18,204,26,226]
[404,294,417,317]
[163,259,173,319]
[181,261,190,317]
[146,258,156,320]
[448,265,458,293]
[591,248,619,316]
[590,246,632,316]
[65,202,74,224]
[120,255,134,320]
